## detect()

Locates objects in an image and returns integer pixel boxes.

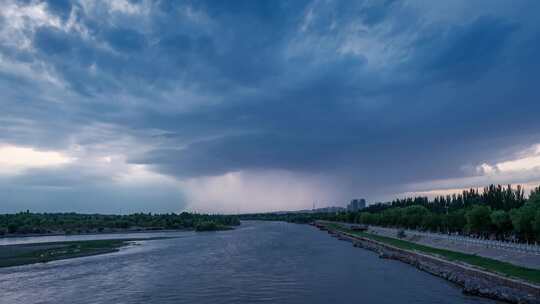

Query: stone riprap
[315,223,540,304]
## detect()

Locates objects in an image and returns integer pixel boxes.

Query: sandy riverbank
[0,236,174,268]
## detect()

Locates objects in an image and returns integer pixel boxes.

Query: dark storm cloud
[2,0,540,208]
[128,1,540,193]
[412,16,519,83]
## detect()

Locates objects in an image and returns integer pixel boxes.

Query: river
[0,221,496,304]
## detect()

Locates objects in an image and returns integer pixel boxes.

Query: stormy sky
[1,0,540,213]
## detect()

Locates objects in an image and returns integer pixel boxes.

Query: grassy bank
[0,237,169,268]
[0,212,241,236]
[326,223,540,285]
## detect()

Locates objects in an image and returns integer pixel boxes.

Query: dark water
[0,230,195,246]
[0,221,496,304]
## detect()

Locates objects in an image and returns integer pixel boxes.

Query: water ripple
[0,221,497,304]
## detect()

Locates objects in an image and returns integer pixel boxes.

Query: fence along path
[316,220,540,255]
[400,229,540,255]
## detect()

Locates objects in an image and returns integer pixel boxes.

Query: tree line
[242,184,540,242]
[364,184,526,213]
[0,212,241,235]
[350,185,539,242]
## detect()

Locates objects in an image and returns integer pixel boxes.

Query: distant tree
[510,203,537,241]
[7,223,18,234]
[421,212,442,232]
[403,205,429,229]
[466,205,492,235]
[533,210,540,239]
[0,212,240,235]
[195,221,221,231]
[530,187,540,205]
[381,208,403,227]
[360,212,378,225]
[490,210,512,238]
[446,210,467,233]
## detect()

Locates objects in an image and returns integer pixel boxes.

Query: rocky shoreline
[315,223,540,304]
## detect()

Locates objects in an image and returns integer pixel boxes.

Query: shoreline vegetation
[0,212,241,268]
[0,237,175,268]
[317,222,540,304]
[324,222,540,285]
[241,184,540,244]
[0,212,240,237]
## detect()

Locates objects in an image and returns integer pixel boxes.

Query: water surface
[0,221,496,304]
[0,230,193,246]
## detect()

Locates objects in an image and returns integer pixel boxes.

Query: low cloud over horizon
[1,0,540,213]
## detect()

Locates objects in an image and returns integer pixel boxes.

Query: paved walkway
[368,226,540,270]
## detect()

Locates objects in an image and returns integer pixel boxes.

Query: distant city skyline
[1,1,540,213]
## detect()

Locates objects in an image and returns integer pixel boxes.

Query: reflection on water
[0,230,196,246]
[0,221,496,304]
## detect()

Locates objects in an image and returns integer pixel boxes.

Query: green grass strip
[327,224,540,285]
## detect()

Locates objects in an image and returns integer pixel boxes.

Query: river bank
[1,221,498,304]
[0,228,189,239]
[368,225,540,270]
[0,222,239,268]
[0,236,175,268]
[0,212,241,237]
[315,221,540,304]
[1,222,236,238]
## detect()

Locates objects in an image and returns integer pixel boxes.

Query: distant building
[359,199,366,209]
[347,199,366,212]
[275,205,345,214]
[314,206,346,213]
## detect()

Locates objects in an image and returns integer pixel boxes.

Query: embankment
[314,222,540,304]
[0,236,176,268]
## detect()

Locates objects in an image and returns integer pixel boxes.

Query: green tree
[529,187,540,205]
[510,203,537,241]
[383,208,403,227]
[360,212,380,225]
[490,210,512,238]
[465,205,492,235]
[446,210,466,233]
[533,209,540,239]
[403,205,429,229]
[7,223,19,234]
[421,212,442,232]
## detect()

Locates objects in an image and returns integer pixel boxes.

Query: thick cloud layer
[1,0,540,213]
